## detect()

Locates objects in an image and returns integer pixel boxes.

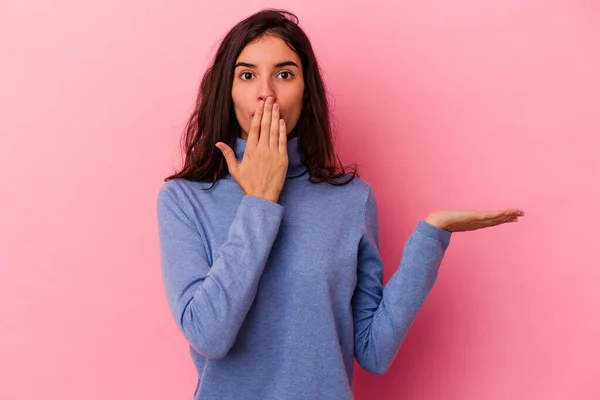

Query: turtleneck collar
[224,135,307,181]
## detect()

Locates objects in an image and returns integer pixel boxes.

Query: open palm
[425,209,525,232]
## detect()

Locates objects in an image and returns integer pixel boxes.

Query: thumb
[215,142,239,175]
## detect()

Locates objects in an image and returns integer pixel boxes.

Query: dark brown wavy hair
[164,8,359,189]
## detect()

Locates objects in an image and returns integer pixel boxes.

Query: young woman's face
[232,35,305,139]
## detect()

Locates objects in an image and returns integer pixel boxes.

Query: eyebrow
[234,61,300,69]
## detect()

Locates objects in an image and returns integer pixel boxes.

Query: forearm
[159,192,284,359]
[354,220,451,374]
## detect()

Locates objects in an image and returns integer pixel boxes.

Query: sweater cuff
[241,195,284,217]
[416,220,452,249]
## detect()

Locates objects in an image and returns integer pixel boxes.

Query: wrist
[247,192,279,204]
[424,213,444,229]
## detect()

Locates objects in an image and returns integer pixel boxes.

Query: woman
[156,9,524,399]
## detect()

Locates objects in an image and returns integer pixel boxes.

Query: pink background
[1,1,599,399]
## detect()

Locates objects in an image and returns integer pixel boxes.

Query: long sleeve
[351,187,452,374]
[156,185,284,359]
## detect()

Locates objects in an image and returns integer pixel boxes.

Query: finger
[504,209,525,216]
[215,142,239,175]
[270,103,280,150]
[247,101,264,149]
[497,214,520,225]
[484,210,507,219]
[278,118,287,154]
[259,96,274,148]
[485,210,517,221]
[498,210,524,220]
[496,214,516,224]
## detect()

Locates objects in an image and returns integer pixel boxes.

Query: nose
[257,77,276,104]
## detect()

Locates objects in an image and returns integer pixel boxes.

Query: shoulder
[329,174,375,208]
[156,178,209,210]
[157,178,186,206]
[157,178,228,204]
[156,179,192,219]
[330,175,380,225]
[308,174,375,220]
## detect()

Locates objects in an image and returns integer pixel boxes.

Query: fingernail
[273,104,278,111]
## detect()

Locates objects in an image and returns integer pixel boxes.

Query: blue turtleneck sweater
[156,135,452,399]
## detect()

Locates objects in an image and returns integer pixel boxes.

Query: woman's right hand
[215,96,289,204]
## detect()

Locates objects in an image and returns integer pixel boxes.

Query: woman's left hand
[424,208,525,232]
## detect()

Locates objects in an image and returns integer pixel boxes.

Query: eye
[278,71,293,80]
[238,71,294,81]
